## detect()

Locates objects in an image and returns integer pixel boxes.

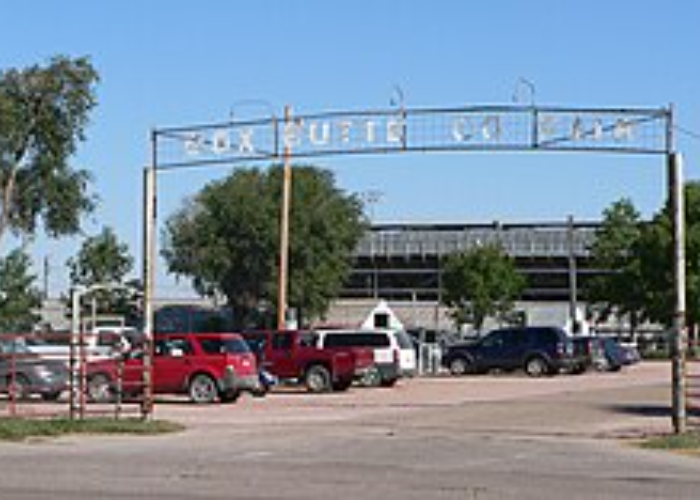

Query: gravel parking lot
[155,361,674,436]
[2,362,700,500]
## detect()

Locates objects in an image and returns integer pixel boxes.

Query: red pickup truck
[242,330,374,393]
[87,332,261,404]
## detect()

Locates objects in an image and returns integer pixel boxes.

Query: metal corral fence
[0,331,147,420]
[686,338,700,426]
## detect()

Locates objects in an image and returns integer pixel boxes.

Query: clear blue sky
[1,0,699,297]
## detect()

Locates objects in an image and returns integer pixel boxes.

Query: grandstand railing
[356,226,597,258]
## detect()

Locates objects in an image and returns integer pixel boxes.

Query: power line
[675,124,700,142]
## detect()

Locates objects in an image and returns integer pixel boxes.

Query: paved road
[2,363,700,499]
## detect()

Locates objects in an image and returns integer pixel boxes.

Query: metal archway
[143,104,686,431]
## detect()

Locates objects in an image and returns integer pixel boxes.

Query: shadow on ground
[607,404,700,419]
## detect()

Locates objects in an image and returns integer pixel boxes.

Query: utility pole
[277,105,293,330]
[567,215,579,334]
[43,256,50,299]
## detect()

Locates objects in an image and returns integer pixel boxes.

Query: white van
[313,329,417,386]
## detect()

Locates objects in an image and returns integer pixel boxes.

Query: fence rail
[0,331,145,420]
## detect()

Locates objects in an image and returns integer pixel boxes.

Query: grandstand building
[343,221,599,301]
[327,221,604,330]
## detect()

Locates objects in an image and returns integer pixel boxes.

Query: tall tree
[68,226,138,320]
[587,184,700,337]
[585,198,646,334]
[441,245,525,332]
[0,56,98,249]
[162,165,366,327]
[638,182,700,333]
[68,227,134,287]
[0,249,42,332]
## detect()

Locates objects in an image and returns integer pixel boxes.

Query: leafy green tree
[638,182,700,333]
[0,56,98,249]
[585,199,646,334]
[162,165,366,327]
[69,227,133,287]
[68,227,138,319]
[441,245,525,332]
[0,249,42,332]
[588,184,700,338]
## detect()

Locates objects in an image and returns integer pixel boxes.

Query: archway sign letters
[153,105,671,169]
[146,104,684,432]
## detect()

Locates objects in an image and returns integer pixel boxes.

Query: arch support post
[670,151,687,434]
[142,132,158,420]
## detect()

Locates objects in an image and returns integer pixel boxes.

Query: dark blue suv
[442,326,582,377]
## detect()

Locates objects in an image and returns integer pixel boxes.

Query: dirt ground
[3,362,700,500]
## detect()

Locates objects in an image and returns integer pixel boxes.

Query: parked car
[0,340,68,400]
[241,330,373,392]
[572,336,641,373]
[87,332,261,404]
[441,326,584,377]
[13,331,130,361]
[620,342,641,365]
[597,337,640,371]
[312,328,417,386]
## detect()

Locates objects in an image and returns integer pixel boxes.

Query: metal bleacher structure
[328,220,602,331]
[344,221,596,300]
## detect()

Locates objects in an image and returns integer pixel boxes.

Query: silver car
[0,340,68,400]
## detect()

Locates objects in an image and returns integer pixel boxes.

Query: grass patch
[0,417,184,442]
[640,432,700,454]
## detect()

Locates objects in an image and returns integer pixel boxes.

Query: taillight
[393,349,400,365]
[559,342,574,357]
[557,342,571,357]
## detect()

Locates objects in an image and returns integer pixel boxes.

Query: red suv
[87,333,261,404]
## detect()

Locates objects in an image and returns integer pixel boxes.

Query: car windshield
[323,332,390,348]
[24,337,43,346]
[0,338,32,354]
[199,337,251,355]
[299,332,318,347]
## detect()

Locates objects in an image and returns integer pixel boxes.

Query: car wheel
[189,374,219,404]
[525,357,550,377]
[7,374,31,400]
[593,358,609,372]
[41,391,62,402]
[252,386,268,398]
[570,363,586,375]
[219,389,240,403]
[87,373,114,403]
[305,365,332,393]
[380,377,398,387]
[332,379,352,392]
[449,356,471,376]
[360,366,382,387]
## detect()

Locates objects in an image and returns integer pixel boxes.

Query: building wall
[321,298,579,333]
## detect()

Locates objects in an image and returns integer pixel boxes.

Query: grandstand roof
[355,221,600,258]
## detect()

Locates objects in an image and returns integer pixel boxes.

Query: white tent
[360,300,405,331]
